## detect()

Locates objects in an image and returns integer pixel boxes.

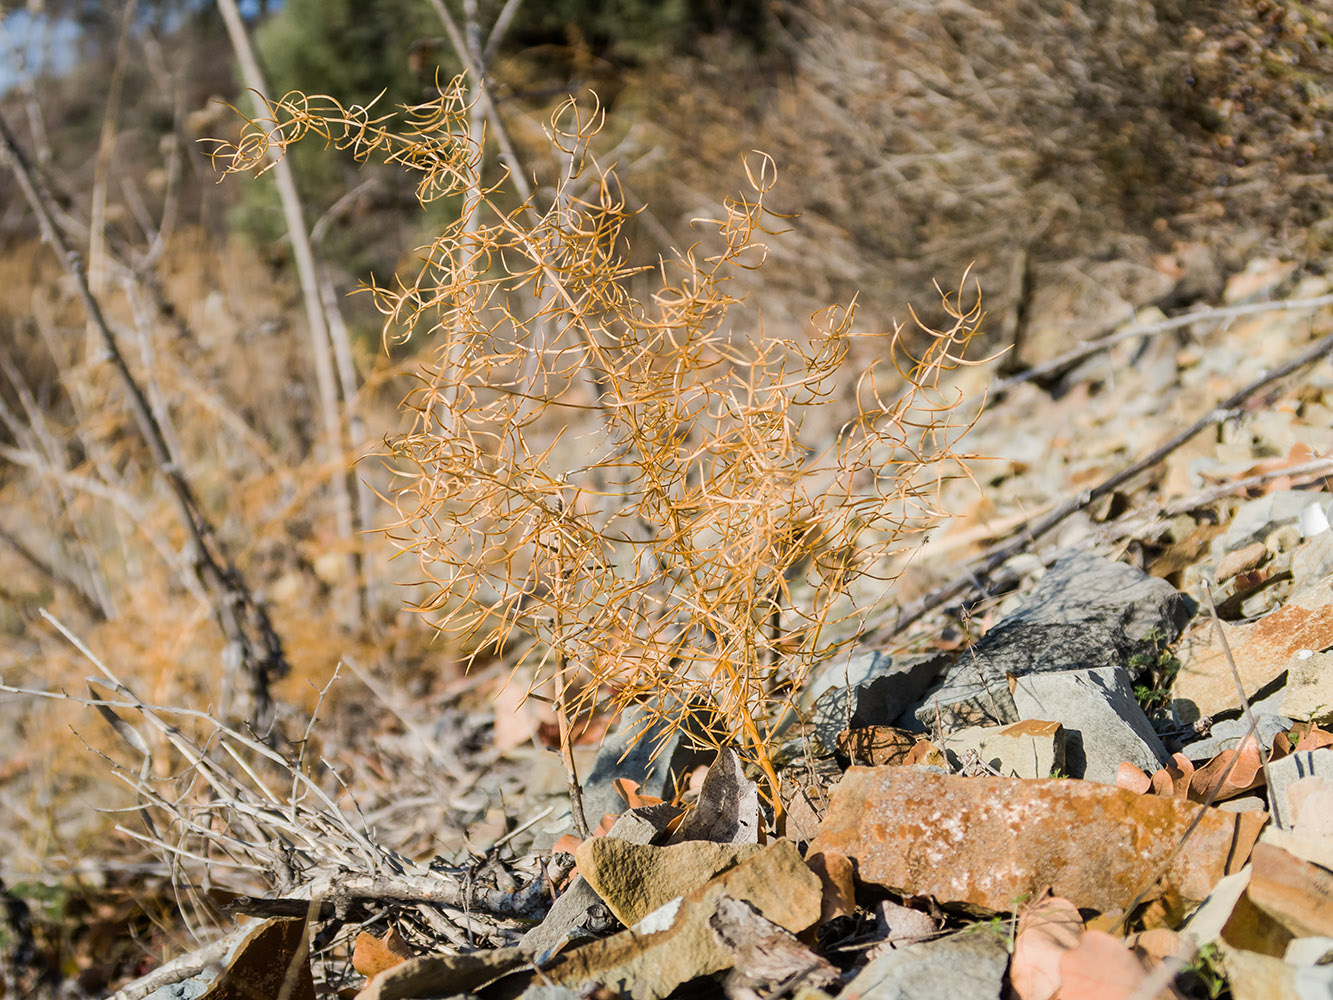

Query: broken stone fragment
[1266,748,1333,830]
[937,719,1065,779]
[839,927,1009,1000]
[520,805,676,961]
[809,767,1264,915]
[1171,581,1333,724]
[579,701,717,835]
[913,552,1192,732]
[1012,667,1168,782]
[574,838,762,928]
[541,840,821,1000]
[1281,650,1333,725]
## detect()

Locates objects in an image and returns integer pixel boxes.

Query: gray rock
[1012,666,1170,782]
[841,929,1008,1000]
[807,650,948,747]
[581,702,716,830]
[1282,650,1333,724]
[914,552,1192,732]
[145,979,211,1000]
[1267,748,1333,830]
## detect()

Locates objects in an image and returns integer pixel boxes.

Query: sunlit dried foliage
[212,77,987,805]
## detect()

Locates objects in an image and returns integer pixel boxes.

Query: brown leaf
[1116,762,1151,795]
[1292,722,1333,752]
[1189,734,1264,802]
[1011,896,1085,1000]
[352,928,412,979]
[614,777,665,810]
[837,726,918,766]
[1056,930,1184,999]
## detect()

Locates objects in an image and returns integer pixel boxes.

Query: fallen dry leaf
[1011,896,1085,1000]
[352,928,412,978]
[837,726,919,766]
[1188,733,1265,802]
[1291,721,1333,752]
[614,777,665,810]
[1057,930,1184,1000]
[1116,762,1152,795]
[809,768,1265,914]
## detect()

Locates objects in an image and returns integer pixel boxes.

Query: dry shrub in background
[212,77,986,812]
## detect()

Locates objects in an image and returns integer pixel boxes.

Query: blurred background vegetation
[0,0,1330,990]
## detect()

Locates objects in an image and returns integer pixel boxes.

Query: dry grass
[210,76,988,811]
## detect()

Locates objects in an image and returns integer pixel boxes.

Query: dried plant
[210,77,987,813]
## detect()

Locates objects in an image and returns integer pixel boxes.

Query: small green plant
[1131,625,1181,717]
[1182,943,1230,1000]
[211,78,986,817]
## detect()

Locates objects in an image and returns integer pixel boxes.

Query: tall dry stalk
[210,78,986,810]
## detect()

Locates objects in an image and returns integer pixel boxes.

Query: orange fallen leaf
[613,777,665,810]
[1189,734,1264,802]
[1011,895,1085,1000]
[1292,722,1333,752]
[352,927,412,978]
[1116,762,1151,795]
[1151,755,1194,799]
[1057,929,1184,999]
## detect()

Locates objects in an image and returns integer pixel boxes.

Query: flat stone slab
[809,767,1264,915]
[839,928,1009,1000]
[575,839,762,928]
[1012,666,1169,782]
[937,720,1065,779]
[542,840,821,1000]
[1267,748,1333,830]
[1172,581,1333,723]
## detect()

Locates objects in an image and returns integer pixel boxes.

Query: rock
[669,748,761,845]
[805,650,948,748]
[199,918,314,1000]
[839,928,1009,1000]
[1223,944,1333,1000]
[520,805,676,961]
[707,896,840,997]
[574,838,762,928]
[357,946,526,1000]
[1217,542,1270,582]
[1171,581,1333,724]
[1214,491,1327,556]
[1012,667,1168,782]
[1248,841,1333,938]
[1266,749,1333,830]
[809,767,1264,916]
[580,703,716,832]
[1291,529,1333,588]
[542,840,821,1000]
[914,552,1192,731]
[937,720,1066,779]
[1281,650,1333,724]
[873,900,937,952]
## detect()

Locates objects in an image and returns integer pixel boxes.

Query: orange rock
[809,767,1265,915]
